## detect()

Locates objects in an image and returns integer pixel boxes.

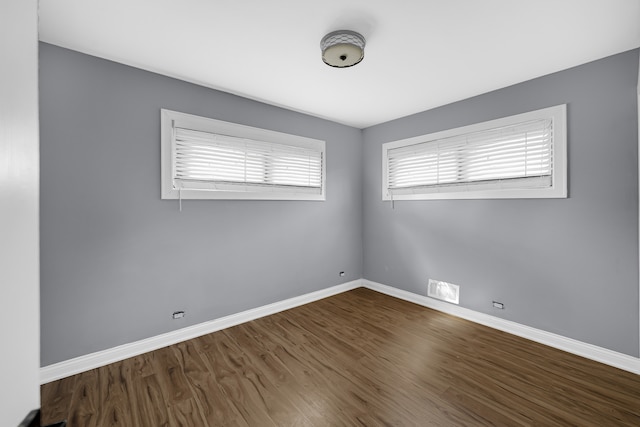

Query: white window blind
[161,109,326,201]
[173,128,323,194]
[388,119,552,194]
[382,104,567,200]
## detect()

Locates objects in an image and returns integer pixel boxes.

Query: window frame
[161,109,326,201]
[382,104,567,200]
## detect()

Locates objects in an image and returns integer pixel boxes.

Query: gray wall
[363,49,640,357]
[40,42,640,365]
[39,43,363,366]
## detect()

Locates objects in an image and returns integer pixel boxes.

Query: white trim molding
[637,51,640,359]
[41,278,639,384]
[40,280,361,384]
[362,279,640,375]
[1,0,40,424]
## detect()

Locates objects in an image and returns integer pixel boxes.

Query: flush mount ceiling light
[320,30,366,68]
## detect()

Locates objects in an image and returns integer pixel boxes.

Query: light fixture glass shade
[320,30,365,68]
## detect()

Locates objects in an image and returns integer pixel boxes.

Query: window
[161,109,325,200]
[382,104,567,200]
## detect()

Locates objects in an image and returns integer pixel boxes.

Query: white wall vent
[428,279,460,304]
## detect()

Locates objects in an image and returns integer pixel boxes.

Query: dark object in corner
[18,409,67,427]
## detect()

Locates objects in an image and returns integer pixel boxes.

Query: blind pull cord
[391,190,395,210]
[179,188,182,212]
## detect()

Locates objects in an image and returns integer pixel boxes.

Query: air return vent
[428,279,460,304]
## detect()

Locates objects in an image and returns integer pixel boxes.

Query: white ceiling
[39,0,640,128]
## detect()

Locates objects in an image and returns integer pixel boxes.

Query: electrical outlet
[339,271,345,277]
[492,301,504,309]
[172,311,185,319]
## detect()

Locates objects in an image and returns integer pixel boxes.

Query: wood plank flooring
[41,288,640,426]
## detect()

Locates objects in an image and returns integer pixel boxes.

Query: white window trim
[161,109,326,201]
[382,104,567,200]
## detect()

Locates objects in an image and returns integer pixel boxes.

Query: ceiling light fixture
[320,30,366,68]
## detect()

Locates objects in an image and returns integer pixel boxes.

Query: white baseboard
[40,279,362,384]
[41,278,639,384]
[362,279,640,375]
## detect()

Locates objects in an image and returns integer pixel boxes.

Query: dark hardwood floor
[41,288,640,426]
